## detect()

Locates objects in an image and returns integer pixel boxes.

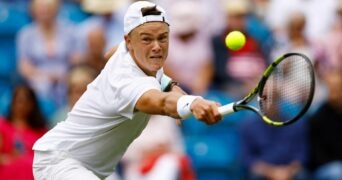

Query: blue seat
[0,83,12,116]
[58,2,90,24]
[196,170,233,180]
[0,40,17,79]
[181,90,245,136]
[0,3,31,36]
[38,96,57,122]
[184,134,242,179]
[185,133,239,169]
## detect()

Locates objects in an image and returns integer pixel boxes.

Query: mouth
[150,55,163,60]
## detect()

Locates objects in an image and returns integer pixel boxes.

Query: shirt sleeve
[16,26,31,61]
[113,75,161,119]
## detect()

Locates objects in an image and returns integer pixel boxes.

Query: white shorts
[33,151,100,180]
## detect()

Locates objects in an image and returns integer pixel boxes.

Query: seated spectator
[0,84,47,179]
[320,2,342,74]
[271,10,326,114]
[50,65,97,128]
[81,27,107,75]
[309,70,342,179]
[239,116,309,179]
[271,11,323,63]
[122,115,194,180]
[212,0,271,98]
[74,0,127,57]
[17,0,77,109]
[164,0,214,95]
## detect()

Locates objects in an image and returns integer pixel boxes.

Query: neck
[11,116,29,129]
[39,22,55,36]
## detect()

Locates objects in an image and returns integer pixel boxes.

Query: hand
[190,98,222,125]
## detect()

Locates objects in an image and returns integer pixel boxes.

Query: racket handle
[218,102,235,116]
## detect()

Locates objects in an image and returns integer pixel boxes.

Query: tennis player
[32,1,222,179]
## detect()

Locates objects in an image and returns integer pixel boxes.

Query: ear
[124,35,132,51]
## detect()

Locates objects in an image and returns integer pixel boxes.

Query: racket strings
[260,55,314,122]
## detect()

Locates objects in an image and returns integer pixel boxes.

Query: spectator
[17,0,77,109]
[265,0,337,40]
[0,84,47,179]
[309,70,342,179]
[249,0,271,22]
[74,0,127,58]
[271,10,326,114]
[164,0,214,95]
[50,65,97,128]
[122,115,194,180]
[271,11,323,62]
[239,117,309,180]
[212,0,271,98]
[320,2,342,74]
[81,27,107,75]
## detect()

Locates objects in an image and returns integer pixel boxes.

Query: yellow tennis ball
[225,31,246,51]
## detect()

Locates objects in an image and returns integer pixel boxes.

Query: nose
[151,40,161,53]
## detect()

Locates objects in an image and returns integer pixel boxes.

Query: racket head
[257,53,315,126]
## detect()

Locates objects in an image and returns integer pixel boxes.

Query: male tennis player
[32,1,222,179]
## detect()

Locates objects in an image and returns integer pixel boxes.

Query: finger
[194,109,212,125]
[200,103,216,124]
[208,103,222,124]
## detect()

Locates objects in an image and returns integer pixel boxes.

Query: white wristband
[177,95,202,119]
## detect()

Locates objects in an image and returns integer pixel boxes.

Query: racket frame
[218,53,315,126]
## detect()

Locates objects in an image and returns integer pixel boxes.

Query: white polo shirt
[33,41,163,178]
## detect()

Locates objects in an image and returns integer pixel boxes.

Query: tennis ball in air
[225,31,246,51]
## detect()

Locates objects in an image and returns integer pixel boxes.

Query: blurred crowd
[0,0,341,179]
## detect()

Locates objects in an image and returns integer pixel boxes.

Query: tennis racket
[218,53,315,126]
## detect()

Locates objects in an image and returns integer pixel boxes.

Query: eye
[142,37,152,43]
[158,35,168,43]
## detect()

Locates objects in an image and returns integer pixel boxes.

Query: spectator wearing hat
[211,0,273,98]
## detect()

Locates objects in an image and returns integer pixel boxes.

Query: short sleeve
[112,75,161,119]
[16,26,31,61]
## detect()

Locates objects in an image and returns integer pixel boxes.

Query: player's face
[125,22,169,76]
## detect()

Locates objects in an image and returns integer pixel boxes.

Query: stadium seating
[58,2,90,24]
[181,90,247,179]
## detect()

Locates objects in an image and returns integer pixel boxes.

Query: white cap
[124,1,169,35]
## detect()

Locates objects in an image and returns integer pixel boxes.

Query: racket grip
[218,102,235,116]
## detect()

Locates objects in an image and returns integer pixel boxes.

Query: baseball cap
[124,1,169,35]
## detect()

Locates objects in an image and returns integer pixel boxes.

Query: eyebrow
[139,32,169,36]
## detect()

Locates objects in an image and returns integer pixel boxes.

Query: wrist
[177,95,202,119]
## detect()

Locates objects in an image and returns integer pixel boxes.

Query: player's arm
[135,89,222,125]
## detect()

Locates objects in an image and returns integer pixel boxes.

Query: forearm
[136,89,183,118]
[161,91,183,119]
[136,87,221,124]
